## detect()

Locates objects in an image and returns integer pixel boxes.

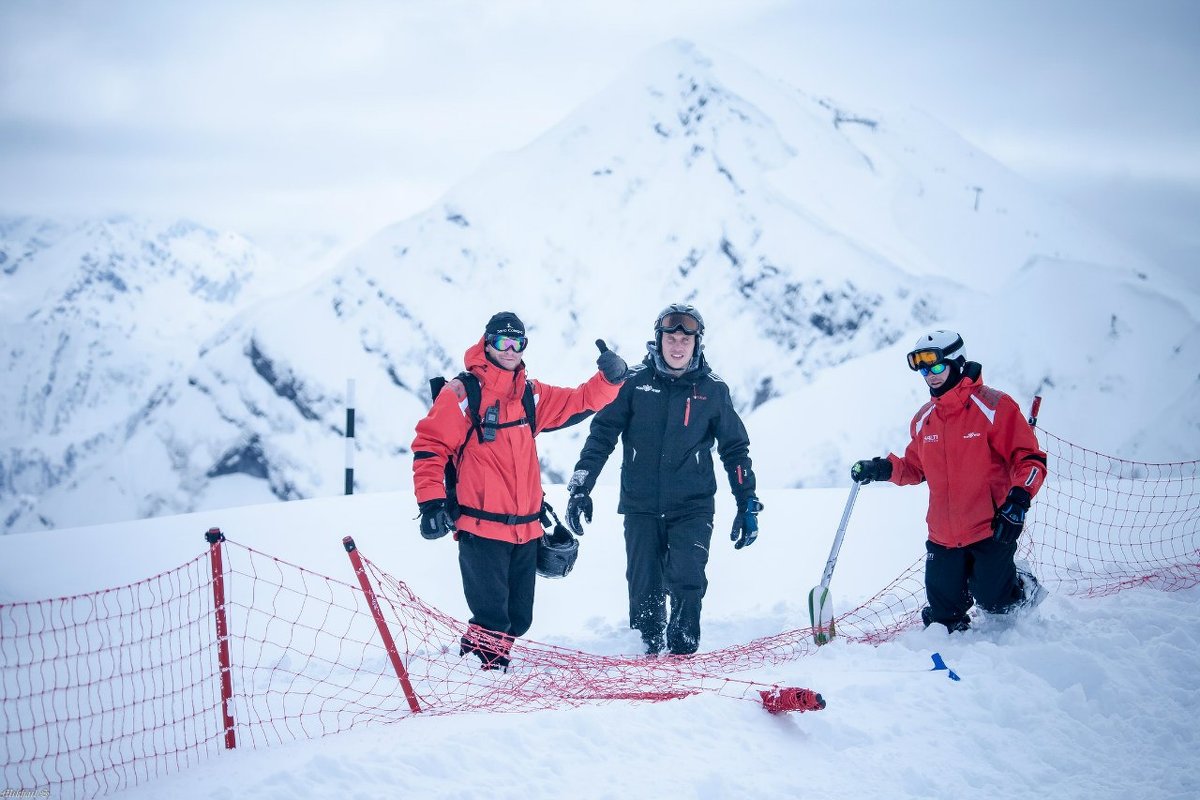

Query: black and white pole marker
[344,379,356,495]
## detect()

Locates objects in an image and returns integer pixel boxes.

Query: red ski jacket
[412,339,621,544]
[887,367,1047,548]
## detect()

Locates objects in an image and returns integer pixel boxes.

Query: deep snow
[1,480,1196,800]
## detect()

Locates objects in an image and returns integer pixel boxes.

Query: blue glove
[565,469,592,535]
[992,487,1031,545]
[731,496,763,550]
[850,457,892,485]
[418,499,456,540]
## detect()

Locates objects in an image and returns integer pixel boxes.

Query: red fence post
[205,527,238,749]
[343,536,422,713]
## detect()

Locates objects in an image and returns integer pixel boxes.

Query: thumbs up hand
[595,340,627,383]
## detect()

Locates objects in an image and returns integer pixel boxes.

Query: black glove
[595,340,627,383]
[565,469,592,535]
[731,496,763,550]
[992,487,1031,545]
[850,457,892,485]
[418,499,456,540]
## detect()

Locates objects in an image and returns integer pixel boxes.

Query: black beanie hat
[485,312,525,338]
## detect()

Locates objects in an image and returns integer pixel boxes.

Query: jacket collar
[934,363,982,406]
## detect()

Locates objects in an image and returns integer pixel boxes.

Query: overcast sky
[1,0,1197,277]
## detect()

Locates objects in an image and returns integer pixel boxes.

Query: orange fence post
[342,536,422,713]
[205,527,237,749]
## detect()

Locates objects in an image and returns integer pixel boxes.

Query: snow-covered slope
[2,40,1197,534]
[0,216,282,530]
[0,486,1196,800]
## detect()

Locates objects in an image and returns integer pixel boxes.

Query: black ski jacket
[573,351,756,517]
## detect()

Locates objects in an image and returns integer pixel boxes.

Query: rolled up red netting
[759,686,826,714]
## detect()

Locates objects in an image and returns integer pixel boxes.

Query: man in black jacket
[565,303,762,656]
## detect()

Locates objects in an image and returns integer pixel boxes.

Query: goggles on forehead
[906,335,963,371]
[656,312,702,336]
[486,334,528,353]
[907,349,943,370]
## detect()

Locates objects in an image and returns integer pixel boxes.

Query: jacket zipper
[684,396,691,427]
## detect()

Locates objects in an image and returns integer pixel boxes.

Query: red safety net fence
[836,429,1200,643]
[2,428,1198,798]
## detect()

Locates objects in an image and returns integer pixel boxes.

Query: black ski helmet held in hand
[536,523,579,578]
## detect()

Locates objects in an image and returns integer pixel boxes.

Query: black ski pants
[457,532,538,663]
[623,512,713,655]
[924,536,1022,630]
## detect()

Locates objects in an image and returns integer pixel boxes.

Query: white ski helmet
[907,330,966,372]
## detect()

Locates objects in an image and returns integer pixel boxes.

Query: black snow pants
[457,531,538,667]
[923,536,1023,631]
[623,512,714,655]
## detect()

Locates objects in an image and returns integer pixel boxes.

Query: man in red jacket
[850,330,1048,633]
[412,311,626,669]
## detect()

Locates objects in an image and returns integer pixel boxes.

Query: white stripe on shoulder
[970,394,997,425]
[915,404,936,434]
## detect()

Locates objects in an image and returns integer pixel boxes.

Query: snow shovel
[807,482,860,645]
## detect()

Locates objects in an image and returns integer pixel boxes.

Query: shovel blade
[807,585,836,645]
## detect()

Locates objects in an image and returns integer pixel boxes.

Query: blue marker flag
[930,652,961,681]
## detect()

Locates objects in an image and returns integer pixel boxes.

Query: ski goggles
[918,362,949,376]
[906,337,963,371]
[655,312,702,336]
[486,334,528,353]
[907,349,945,371]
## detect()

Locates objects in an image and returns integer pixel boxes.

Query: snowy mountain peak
[2,41,1196,535]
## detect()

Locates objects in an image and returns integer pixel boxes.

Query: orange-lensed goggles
[656,312,702,335]
[906,349,943,371]
[906,339,965,371]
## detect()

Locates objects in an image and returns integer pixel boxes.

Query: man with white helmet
[850,330,1048,633]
